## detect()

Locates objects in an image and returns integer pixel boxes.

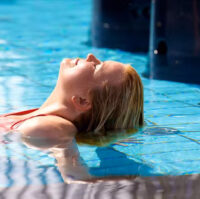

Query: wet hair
[74,64,144,137]
[76,128,139,147]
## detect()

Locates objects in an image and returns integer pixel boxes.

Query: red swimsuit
[0,108,46,133]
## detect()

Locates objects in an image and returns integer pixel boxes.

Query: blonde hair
[74,64,144,136]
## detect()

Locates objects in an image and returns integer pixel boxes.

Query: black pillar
[91,0,150,52]
[147,0,200,84]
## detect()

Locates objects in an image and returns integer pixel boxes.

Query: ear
[71,96,91,112]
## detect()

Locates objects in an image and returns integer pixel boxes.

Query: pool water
[0,0,200,190]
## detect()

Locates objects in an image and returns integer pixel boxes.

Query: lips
[70,58,80,67]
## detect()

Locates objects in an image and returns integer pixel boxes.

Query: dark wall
[91,0,150,52]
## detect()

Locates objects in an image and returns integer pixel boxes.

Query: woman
[0,53,143,148]
[0,53,144,182]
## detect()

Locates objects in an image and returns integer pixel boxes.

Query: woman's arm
[19,115,77,149]
[51,140,138,184]
[19,116,92,182]
[51,139,93,183]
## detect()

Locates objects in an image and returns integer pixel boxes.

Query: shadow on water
[88,126,183,177]
[89,146,155,177]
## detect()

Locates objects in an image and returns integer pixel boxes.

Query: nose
[86,53,101,65]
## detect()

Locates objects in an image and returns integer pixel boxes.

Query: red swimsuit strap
[10,114,48,130]
[2,108,39,117]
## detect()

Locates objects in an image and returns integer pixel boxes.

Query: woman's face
[58,54,126,99]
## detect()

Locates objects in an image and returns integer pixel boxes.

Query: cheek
[61,70,78,89]
[61,67,94,90]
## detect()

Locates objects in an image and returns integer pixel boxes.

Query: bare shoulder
[17,115,77,146]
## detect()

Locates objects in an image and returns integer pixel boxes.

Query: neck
[37,86,79,122]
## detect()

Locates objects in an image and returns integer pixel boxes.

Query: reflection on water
[0,125,200,199]
[22,128,143,182]
[0,127,141,188]
[0,132,63,188]
[0,125,191,187]
[1,174,200,199]
[143,126,180,135]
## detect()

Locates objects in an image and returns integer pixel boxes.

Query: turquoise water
[0,0,200,188]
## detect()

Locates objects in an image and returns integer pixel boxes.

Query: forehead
[95,60,126,85]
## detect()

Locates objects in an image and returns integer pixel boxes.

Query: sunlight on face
[58,54,126,97]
